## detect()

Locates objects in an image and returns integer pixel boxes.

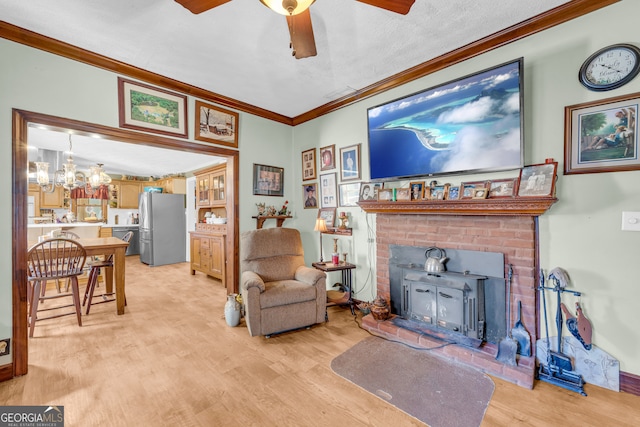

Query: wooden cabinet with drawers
[190,230,226,282]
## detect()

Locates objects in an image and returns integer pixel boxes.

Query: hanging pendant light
[88,163,112,189]
[37,134,97,194]
[259,0,315,15]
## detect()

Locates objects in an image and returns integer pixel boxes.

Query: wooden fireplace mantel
[357,197,557,216]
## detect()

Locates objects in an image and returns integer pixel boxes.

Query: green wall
[2,1,640,376]
[294,1,640,375]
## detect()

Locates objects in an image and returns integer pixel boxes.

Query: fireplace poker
[495,264,517,366]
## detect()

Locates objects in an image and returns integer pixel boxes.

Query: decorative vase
[370,296,390,321]
[224,293,241,327]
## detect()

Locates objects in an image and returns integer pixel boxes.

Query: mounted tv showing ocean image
[367,58,524,181]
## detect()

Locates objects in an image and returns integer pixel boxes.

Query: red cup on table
[332,253,339,264]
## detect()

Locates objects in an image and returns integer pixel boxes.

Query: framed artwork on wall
[118,77,187,138]
[319,172,337,208]
[252,163,284,196]
[339,182,361,207]
[318,207,336,228]
[194,100,238,148]
[565,93,639,175]
[409,181,425,200]
[302,148,317,181]
[320,145,335,171]
[517,162,557,197]
[340,144,361,181]
[303,183,318,209]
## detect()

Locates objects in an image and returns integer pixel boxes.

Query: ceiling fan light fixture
[260,0,315,16]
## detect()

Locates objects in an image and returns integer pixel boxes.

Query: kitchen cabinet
[119,181,142,208]
[195,164,226,207]
[190,231,225,282]
[109,180,142,209]
[39,185,65,209]
[157,177,186,194]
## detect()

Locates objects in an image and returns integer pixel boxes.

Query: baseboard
[0,363,13,382]
[620,371,640,396]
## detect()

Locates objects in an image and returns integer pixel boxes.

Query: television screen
[367,58,524,181]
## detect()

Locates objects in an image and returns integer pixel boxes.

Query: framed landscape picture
[118,77,187,138]
[302,148,317,181]
[253,163,284,196]
[194,100,238,148]
[565,93,640,175]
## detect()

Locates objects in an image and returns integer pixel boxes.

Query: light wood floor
[1,256,639,426]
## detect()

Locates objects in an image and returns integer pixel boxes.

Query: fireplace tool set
[537,268,587,396]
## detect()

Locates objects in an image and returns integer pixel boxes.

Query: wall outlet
[621,211,640,231]
[0,338,9,356]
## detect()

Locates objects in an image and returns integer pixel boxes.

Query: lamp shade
[314,218,328,233]
[259,0,315,15]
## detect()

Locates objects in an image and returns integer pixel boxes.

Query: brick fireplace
[357,198,556,389]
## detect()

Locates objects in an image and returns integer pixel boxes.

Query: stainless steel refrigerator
[139,192,186,266]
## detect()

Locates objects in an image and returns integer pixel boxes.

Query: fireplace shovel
[496,265,517,366]
[512,300,531,357]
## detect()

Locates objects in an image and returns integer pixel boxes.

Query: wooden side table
[312,262,356,316]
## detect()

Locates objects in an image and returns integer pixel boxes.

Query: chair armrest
[294,265,326,286]
[241,271,265,293]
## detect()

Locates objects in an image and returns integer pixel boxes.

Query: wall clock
[579,44,640,91]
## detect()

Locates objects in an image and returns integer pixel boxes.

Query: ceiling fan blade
[174,0,232,14]
[356,0,415,15]
[286,9,317,59]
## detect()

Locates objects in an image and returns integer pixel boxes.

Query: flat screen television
[367,58,524,181]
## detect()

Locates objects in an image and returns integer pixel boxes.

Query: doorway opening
[11,109,239,378]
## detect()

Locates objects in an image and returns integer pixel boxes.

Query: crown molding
[0,1,619,126]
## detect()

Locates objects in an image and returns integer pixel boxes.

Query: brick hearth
[366,213,539,388]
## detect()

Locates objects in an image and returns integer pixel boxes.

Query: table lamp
[314,217,328,263]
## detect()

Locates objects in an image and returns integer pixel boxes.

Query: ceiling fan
[174,0,415,59]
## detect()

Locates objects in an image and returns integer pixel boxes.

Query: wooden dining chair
[82,231,133,314]
[27,238,87,337]
[51,230,81,294]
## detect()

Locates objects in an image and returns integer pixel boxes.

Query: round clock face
[579,44,640,91]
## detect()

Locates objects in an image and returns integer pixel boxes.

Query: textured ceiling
[1,0,571,119]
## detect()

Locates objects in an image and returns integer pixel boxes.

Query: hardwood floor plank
[1,256,639,426]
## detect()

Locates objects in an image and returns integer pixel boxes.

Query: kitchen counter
[28,222,106,228]
[101,224,140,228]
[28,222,104,240]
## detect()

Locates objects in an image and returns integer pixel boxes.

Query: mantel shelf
[357,197,558,216]
[252,215,292,229]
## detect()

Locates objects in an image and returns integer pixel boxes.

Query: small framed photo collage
[302,143,367,228]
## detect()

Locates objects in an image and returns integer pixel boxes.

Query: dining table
[29,236,130,315]
[77,237,129,315]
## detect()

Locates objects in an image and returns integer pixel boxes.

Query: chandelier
[34,135,111,194]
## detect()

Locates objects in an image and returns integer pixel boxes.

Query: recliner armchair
[240,227,326,337]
